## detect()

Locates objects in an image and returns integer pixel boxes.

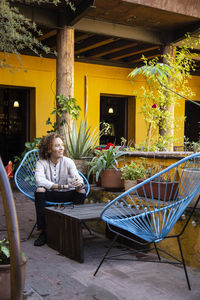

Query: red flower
[152,103,157,108]
[105,143,115,150]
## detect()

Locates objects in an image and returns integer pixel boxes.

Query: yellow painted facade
[0,52,200,145]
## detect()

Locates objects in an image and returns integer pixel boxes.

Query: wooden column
[56,26,74,137]
[162,44,176,152]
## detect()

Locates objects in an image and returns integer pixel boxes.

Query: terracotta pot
[74,159,89,175]
[101,169,124,191]
[124,179,137,191]
[0,256,26,300]
[137,179,179,201]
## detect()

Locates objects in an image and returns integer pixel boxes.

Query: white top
[35,157,83,190]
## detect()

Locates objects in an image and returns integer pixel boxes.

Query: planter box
[137,179,179,201]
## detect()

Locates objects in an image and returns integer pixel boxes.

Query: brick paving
[1,185,200,300]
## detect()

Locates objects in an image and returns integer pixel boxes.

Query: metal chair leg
[154,242,161,261]
[94,234,118,276]
[27,222,37,240]
[177,236,191,290]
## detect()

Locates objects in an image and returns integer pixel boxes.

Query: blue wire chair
[14,149,90,238]
[94,152,200,290]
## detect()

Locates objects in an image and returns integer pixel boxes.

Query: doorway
[100,95,128,145]
[0,87,30,165]
[184,101,200,142]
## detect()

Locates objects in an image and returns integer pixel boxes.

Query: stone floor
[1,186,200,300]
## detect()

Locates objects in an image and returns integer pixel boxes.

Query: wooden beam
[130,53,161,63]
[13,3,61,28]
[123,0,200,18]
[38,30,57,41]
[75,33,94,43]
[75,37,117,54]
[75,56,135,68]
[88,41,138,58]
[74,18,162,44]
[111,46,160,61]
[13,1,95,28]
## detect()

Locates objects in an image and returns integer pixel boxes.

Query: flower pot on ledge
[101,169,124,191]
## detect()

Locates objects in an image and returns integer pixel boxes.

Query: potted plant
[88,144,124,190]
[121,161,146,191]
[64,120,104,174]
[0,238,27,300]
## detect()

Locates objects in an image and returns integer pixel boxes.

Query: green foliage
[46,95,81,132]
[54,95,81,120]
[121,161,146,180]
[0,0,74,70]
[184,137,200,152]
[0,238,10,265]
[87,146,123,181]
[129,35,200,151]
[64,120,104,159]
[13,137,41,171]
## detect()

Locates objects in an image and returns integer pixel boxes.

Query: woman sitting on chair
[34,132,86,246]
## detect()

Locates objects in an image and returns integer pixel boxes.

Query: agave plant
[64,120,104,159]
[87,146,123,181]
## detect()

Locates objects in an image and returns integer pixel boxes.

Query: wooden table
[45,203,106,263]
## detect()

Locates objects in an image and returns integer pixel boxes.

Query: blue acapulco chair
[14,149,90,239]
[94,152,200,290]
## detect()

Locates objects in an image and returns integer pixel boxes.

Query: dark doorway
[100,95,128,145]
[184,101,200,142]
[0,87,30,165]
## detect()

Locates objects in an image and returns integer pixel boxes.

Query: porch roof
[15,0,200,73]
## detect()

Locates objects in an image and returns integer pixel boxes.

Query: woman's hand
[71,177,84,190]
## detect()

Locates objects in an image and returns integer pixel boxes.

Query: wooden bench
[45,203,106,263]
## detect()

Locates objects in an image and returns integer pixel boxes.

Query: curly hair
[38,132,63,160]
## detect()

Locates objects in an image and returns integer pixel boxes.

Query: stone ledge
[120,151,194,159]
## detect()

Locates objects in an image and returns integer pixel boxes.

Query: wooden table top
[45,203,107,221]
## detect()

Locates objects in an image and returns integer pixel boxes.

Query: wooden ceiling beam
[88,41,138,58]
[75,37,117,54]
[14,3,61,28]
[111,46,160,61]
[74,18,162,44]
[75,33,94,43]
[128,49,162,63]
[38,30,57,41]
[131,54,161,63]
[13,1,95,28]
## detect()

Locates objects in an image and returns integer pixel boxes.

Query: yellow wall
[0,53,200,144]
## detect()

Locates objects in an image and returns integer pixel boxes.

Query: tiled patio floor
[1,187,200,300]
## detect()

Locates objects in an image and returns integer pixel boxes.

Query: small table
[45,203,106,263]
